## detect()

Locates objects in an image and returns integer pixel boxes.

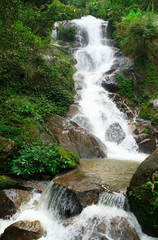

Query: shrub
[3,144,80,179]
[115,74,135,99]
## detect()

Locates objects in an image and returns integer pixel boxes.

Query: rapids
[71,15,147,161]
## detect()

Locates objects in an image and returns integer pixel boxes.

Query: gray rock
[105,122,126,144]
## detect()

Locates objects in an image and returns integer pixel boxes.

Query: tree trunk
[152,0,154,14]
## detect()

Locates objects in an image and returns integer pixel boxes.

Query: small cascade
[71,16,147,161]
[38,181,82,220]
[98,191,129,211]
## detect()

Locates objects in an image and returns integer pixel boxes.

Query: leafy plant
[115,74,135,99]
[3,144,79,179]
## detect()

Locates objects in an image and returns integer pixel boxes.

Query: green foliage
[115,74,135,99]
[58,26,76,42]
[3,144,80,179]
[115,10,158,59]
[128,179,158,234]
[0,176,17,190]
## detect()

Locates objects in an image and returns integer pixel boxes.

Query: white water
[71,16,147,161]
[0,183,156,240]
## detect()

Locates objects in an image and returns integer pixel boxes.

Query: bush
[115,74,135,99]
[3,144,80,179]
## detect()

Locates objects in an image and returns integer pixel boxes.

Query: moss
[55,145,80,168]
[0,175,17,190]
[128,181,158,237]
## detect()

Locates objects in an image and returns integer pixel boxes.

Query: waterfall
[71,16,146,161]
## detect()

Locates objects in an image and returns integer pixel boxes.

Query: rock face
[0,220,43,240]
[105,122,126,144]
[129,122,158,154]
[129,149,158,187]
[64,215,140,240]
[45,115,107,158]
[0,190,16,219]
[127,149,158,237]
[0,136,17,167]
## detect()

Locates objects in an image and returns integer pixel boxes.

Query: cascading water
[71,16,146,160]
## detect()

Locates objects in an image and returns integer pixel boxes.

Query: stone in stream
[0,220,43,240]
[45,115,107,158]
[0,190,16,219]
[127,149,158,237]
[45,170,105,218]
[105,122,126,144]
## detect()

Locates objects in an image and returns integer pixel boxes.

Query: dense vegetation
[0,0,81,178]
[1,0,158,179]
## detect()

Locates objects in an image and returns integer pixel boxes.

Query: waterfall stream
[0,16,156,240]
[71,15,146,161]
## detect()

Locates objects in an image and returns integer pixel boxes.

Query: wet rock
[109,93,134,118]
[53,170,105,209]
[72,115,93,132]
[129,122,158,153]
[4,189,34,211]
[127,149,158,237]
[64,215,140,240]
[101,74,119,93]
[0,220,43,240]
[66,104,80,118]
[45,184,82,218]
[105,122,126,144]
[45,115,107,158]
[0,190,16,219]
[0,136,17,167]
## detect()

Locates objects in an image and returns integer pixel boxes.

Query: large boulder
[0,190,16,219]
[45,115,107,158]
[53,170,104,209]
[127,149,158,237]
[44,170,105,218]
[0,220,43,240]
[0,136,17,167]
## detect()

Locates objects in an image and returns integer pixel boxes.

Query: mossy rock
[55,145,80,168]
[127,149,158,237]
[0,175,17,190]
[0,136,17,167]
